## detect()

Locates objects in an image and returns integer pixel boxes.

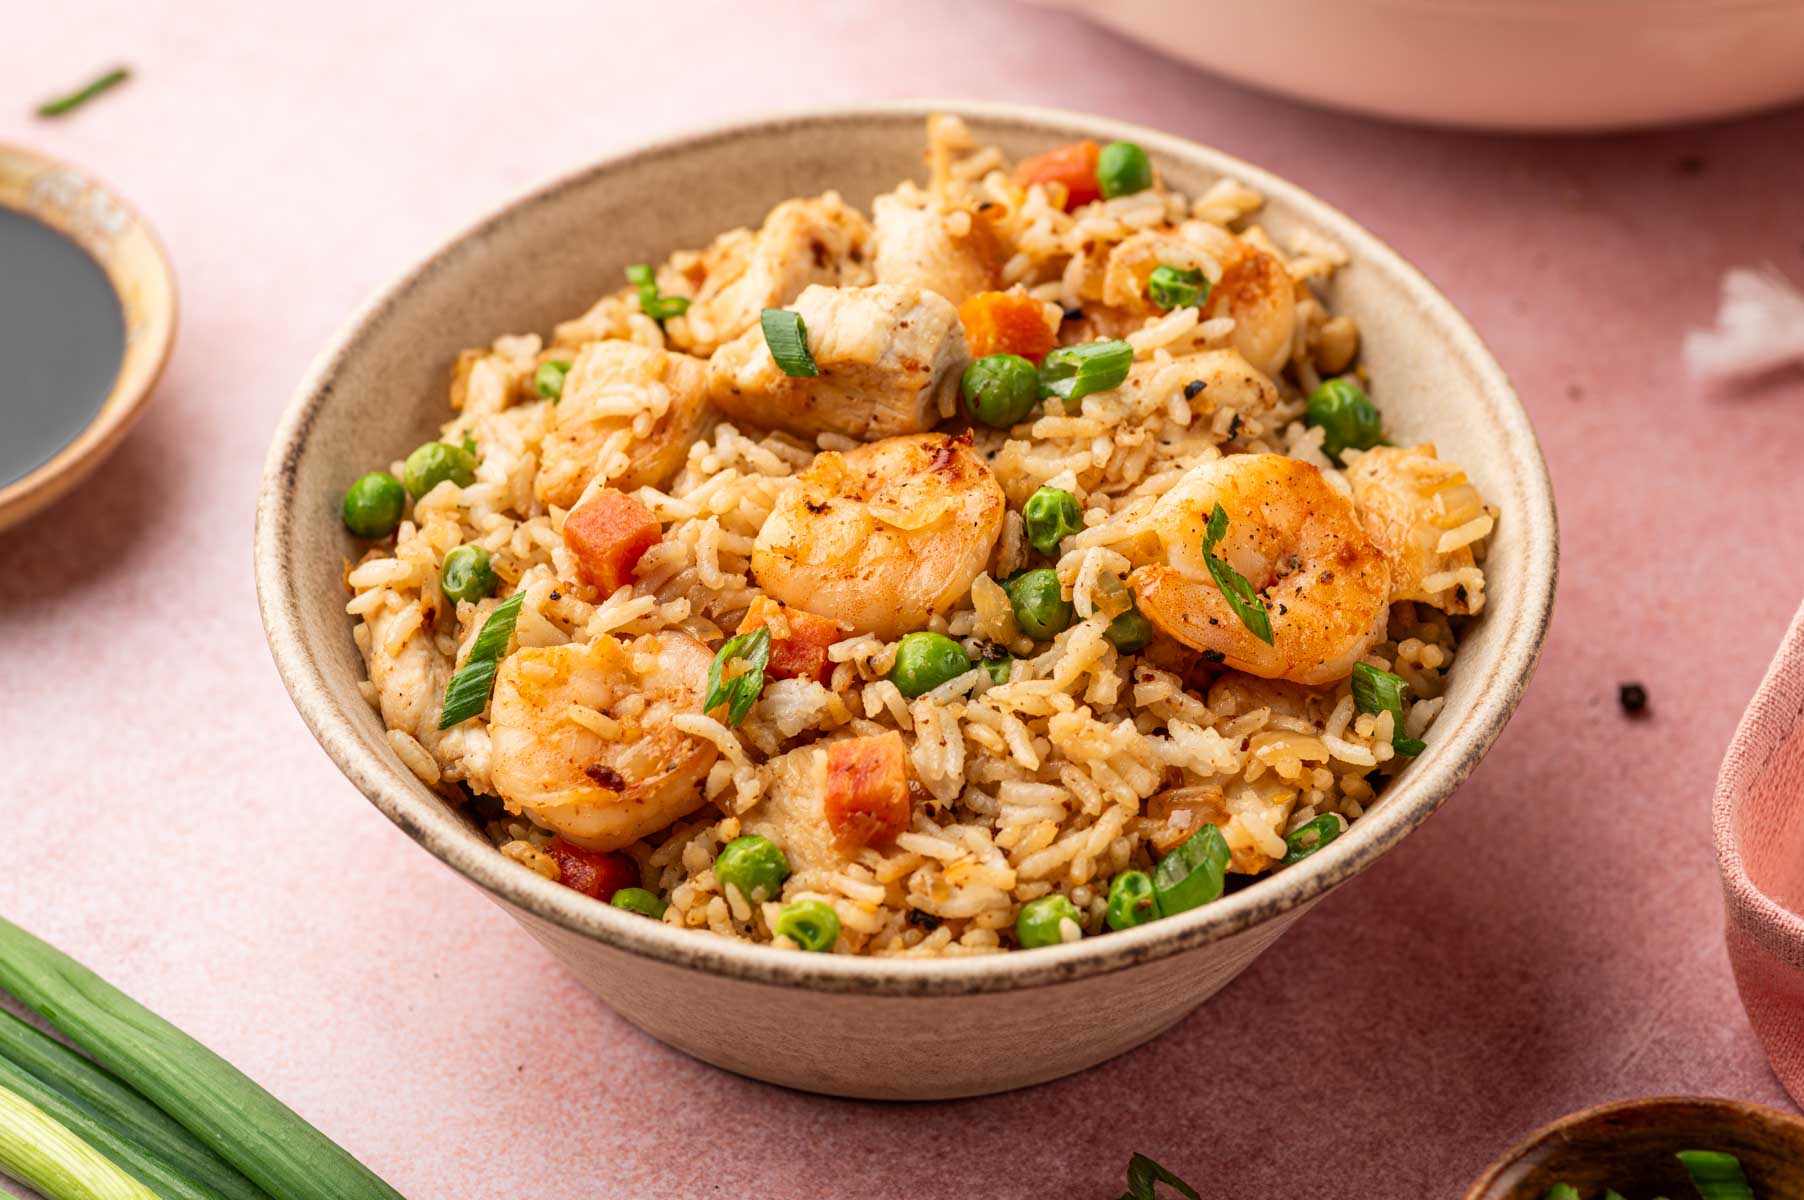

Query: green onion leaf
[1120,1152,1200,1200]
[437,591,525,729]
[0,1011,261,1200]
[533,359,572,402]
[0,1081,161,1200]
[1200,504,1274,645]
[760,309,818,377]
[1152,824,1230,916]
[1280,814,1345,866]
[0,917,405,1199]
[1350,662,1427,756]
[36,68,130,118]
[625,263,690,321]
[1677,1150,1754,1200]
[1147,264,1209,311]
[1539,1187,1581,1200]
[704,625,772,727]
[1039,339,1132,408]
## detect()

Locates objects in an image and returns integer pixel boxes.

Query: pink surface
[2,4,1801,1196]
[1717,602,1804,1109]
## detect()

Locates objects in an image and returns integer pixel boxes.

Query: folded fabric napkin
[1715,601,1804,1108]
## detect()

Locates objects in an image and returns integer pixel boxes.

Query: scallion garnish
[1350,662,1427,756]
[534,359,572,402]
[0,917,405,1199]
[437,590,525,729]
[1151,824,1230,916]
[1147,264,1208,311]
[1120,1152,1199,1200]
[1038,339,1132,408]
[0,1082,160,1200]
[35,67,130,118]
[1280,814,1345,866]
[704,625,772,727]
[760,309,818,377]
[624,263,690,321]
[1678,1150,1754,1200]
[1201,504,1274,645]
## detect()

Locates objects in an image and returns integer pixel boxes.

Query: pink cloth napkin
[1716,601,1804,1108]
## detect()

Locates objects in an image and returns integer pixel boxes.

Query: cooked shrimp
[1190,225,1297,378]
[535,341,713,507]
[751,432,1006,639]
[488,631,718,851]
[1345,443,1490,615]
[1127,454,1389,685]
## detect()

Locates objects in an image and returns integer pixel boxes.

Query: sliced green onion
[0,917,405,1200]
[760,309,818,377]
[1120,1152,1199,1200]
[437,591,525,729]
[1280,814,1345,866]
[1539,1187,1580,1200]
[0,1012,260,1200]
[533,359,571,401]
[1152,824,1230,916]
[0,1049,253,1200]
[0,1082,159,1200]
[624,263,690,321]
[1039,339,1131,408]
[980,652,1014,685]
[1201,504,1274,645]
[1147,264,1208,311]
[36,68,130,118]
[1677,1150,1754,1200]
[772,900,840,952]
[1350,662,1427,756]
[704,626,772,727]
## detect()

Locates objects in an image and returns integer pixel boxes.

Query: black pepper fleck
[1618,682,1649,716]
[906,908,941,931]
[1674,154,1706,176]
[1183,379,1206,400]
[1202,649,1225,663]
[1062,306,1084,322]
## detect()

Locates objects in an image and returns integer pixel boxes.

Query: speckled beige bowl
[256,102,1557,1100]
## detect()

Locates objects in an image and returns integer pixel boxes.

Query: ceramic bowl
[1464,1096,1804,1198]
[0,145,177,533]
[1038,0,1804,132]
[255,102,1557,1099]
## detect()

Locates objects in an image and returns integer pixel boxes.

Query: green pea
[1097,140,1153,199]
[773,899,840,952]
[402,441,478,499]
[535,359,572,401]
[341,471,406,539]
[714,835,790,904]
[610,887,667,919]
[1023,486,1082,557]
[1305,377,1383,465]
[439,545,499,605]
[1002,569,1073,640]
[960,353,1040,428]
[1016,894,1083,949]
[1103,605,1154,654]
[1152,824,1231,916]
[1105,870,1160,931]
[889,632,972,698]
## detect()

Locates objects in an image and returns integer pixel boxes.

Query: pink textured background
[3,3,1802,1196]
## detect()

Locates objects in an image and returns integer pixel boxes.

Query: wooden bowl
[1465,1096,1804,1199]
[256,102,1558,1099]
[0,145,177,533]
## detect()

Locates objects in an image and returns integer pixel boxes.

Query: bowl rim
[1462,1095,1804,1197]
[255,99,1558,997]
[0,142,179,533]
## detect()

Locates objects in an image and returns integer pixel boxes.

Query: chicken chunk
[535,341,712,507]
[870,184,1001,306]
[707,284,969,442]
[664,193,873,357]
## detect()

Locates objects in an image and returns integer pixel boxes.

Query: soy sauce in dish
[0,207,125,487]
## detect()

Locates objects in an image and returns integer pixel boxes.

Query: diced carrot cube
[546,837,639,901]
[737,596,846,686]
[823,732,911,850]
[958,290,1059,364]
[562,488,661,593]
[1014,140,1102,212]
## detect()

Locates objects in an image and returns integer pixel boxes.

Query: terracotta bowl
[0,145,177,533]
[255,102,1558,1099]
[1465,1096,1804,1198]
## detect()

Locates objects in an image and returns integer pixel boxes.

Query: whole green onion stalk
[0,1081,160,1200]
